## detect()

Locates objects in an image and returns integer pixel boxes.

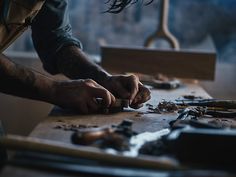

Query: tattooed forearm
[56,46,110,85]
[0,54,54,101]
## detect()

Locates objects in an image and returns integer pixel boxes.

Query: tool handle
[71,127,113,145]
[144,0,180,49]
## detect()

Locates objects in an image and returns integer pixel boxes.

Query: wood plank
[101,46,216,80]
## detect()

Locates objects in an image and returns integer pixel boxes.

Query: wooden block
[101,46,216,80]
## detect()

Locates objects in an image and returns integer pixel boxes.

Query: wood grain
[101,46,216,80]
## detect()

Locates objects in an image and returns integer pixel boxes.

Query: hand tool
[175,99,236,109]
[165,126,236,169]
[144,0,180,49]
[175,99,236,118]
[71,120,136,151]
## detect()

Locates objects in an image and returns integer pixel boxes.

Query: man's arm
[56,46,151,108]
[56,46,110,84]
[0,54,54,102]
[0,54,115,113]
[31,0,150,108]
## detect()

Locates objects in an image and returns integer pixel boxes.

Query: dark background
[1,0,236,135]
[7,0,236,63]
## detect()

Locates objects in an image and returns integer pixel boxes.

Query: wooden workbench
[29,83,211,142]
[1,83,234,177]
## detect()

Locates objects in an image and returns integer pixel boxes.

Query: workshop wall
[7,0,236,64]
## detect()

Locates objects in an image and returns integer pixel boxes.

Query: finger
[84,79,115,107]
[132,85,151,105]
[89,81,116,105]
[88,79,102,88]
[110,93,116,106]
[127,75,139,102]
[91,87,113,107]
[84,79,99,86]
[130,103,143,109]
[133,91,151,105]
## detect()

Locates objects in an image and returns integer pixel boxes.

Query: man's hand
[50,79,115,114]
[101,75,151,109]
[55,46,150,109]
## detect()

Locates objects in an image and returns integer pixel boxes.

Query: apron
[0,0,45,53]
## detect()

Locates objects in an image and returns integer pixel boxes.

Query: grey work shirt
[31,0,82,74]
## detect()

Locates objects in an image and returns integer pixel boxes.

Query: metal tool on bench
[175,99,236,118]
[71,117,236,170]
[71,119,169,156]
[175,99,236,109]
[2,117,236,173]
[71,119,137,151]
[164,126,236,169]
[138,118,236,170]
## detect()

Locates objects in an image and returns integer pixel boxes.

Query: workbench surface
[1,83,235,177]
[30,83,211,142]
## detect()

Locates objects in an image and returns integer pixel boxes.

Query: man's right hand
[50,79,116,114]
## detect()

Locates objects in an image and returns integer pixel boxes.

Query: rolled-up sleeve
[31,0,82,74]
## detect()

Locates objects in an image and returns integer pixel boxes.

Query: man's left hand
[101,74,151,109]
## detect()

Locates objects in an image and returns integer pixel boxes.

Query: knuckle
[104,89,110,97]
[101,90,111,102]
[129,74,137,81]
[85,79,93,83]
[83,79,95,87]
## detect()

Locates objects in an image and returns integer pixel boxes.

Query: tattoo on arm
[0,54,53,101]
[57,45,110,84]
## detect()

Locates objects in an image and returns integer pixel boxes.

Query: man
[0,0,151,114]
